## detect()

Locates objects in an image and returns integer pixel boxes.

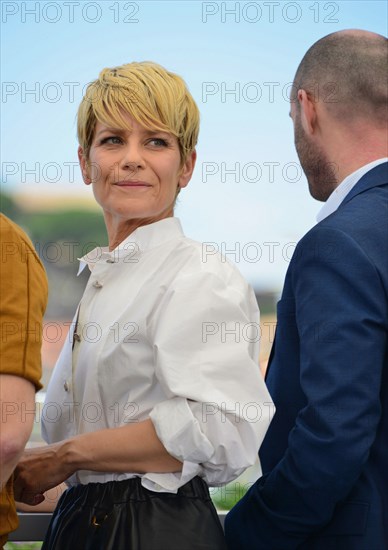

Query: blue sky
[1,1,387,290]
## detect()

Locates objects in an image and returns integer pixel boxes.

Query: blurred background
[1,0,387,532]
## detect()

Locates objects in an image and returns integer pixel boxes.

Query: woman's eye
[101,136,122,145]
[148,138,168,147]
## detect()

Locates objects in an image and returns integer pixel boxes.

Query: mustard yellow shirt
[0,214,48,547]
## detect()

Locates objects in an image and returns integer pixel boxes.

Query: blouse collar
[77,217,184,275]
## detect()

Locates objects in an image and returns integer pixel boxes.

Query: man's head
[290,30,387,200]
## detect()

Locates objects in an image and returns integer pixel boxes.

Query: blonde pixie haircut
[77,61,200,164]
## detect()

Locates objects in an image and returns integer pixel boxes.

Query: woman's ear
[78,146,91,185]
[298,89,317,136]
[178,150,197,189]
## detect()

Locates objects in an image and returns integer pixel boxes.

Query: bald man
[225,30,388,549]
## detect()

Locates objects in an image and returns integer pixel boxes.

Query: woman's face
[78,113,196,228]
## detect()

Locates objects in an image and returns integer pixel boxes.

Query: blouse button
[73,332,81,342]
[106,258,115,264]
[93,281,103,288]
[64,381,70,392]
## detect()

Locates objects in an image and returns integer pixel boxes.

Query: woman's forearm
[62,419,182,474]
[14,419,183,504]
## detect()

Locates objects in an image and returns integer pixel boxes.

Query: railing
[8,514,52,542]
[8,512,227,542]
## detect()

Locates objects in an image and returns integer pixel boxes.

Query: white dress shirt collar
[316,158,388,223]
[77,217,183,275]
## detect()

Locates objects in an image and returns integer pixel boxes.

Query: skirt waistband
[62,476,211,507]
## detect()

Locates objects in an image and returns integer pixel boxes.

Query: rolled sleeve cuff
[146,397,215,492]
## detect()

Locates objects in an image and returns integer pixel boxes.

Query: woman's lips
[114,180,152,187]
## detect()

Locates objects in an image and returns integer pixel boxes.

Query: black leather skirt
[42,477,227,550]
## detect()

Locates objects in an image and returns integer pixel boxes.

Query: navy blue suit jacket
[225,163,388,549]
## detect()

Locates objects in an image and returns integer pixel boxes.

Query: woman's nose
[120,142,145,171]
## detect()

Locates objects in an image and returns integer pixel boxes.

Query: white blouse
[42,218,274,493]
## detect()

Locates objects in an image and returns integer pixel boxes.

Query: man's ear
[298,89,317,136]
[78,146,91,185]
[178,150,197,189]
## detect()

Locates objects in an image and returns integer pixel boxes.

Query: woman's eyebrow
[95,126,126,137]
[95,127,169,138]
[142,128,170,136]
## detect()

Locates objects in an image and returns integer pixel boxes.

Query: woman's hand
[13,443,73,505]
[16,483,68,512]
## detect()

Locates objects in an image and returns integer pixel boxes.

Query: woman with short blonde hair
[15,61,272,550]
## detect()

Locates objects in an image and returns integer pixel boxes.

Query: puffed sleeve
[143,263,274,493]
